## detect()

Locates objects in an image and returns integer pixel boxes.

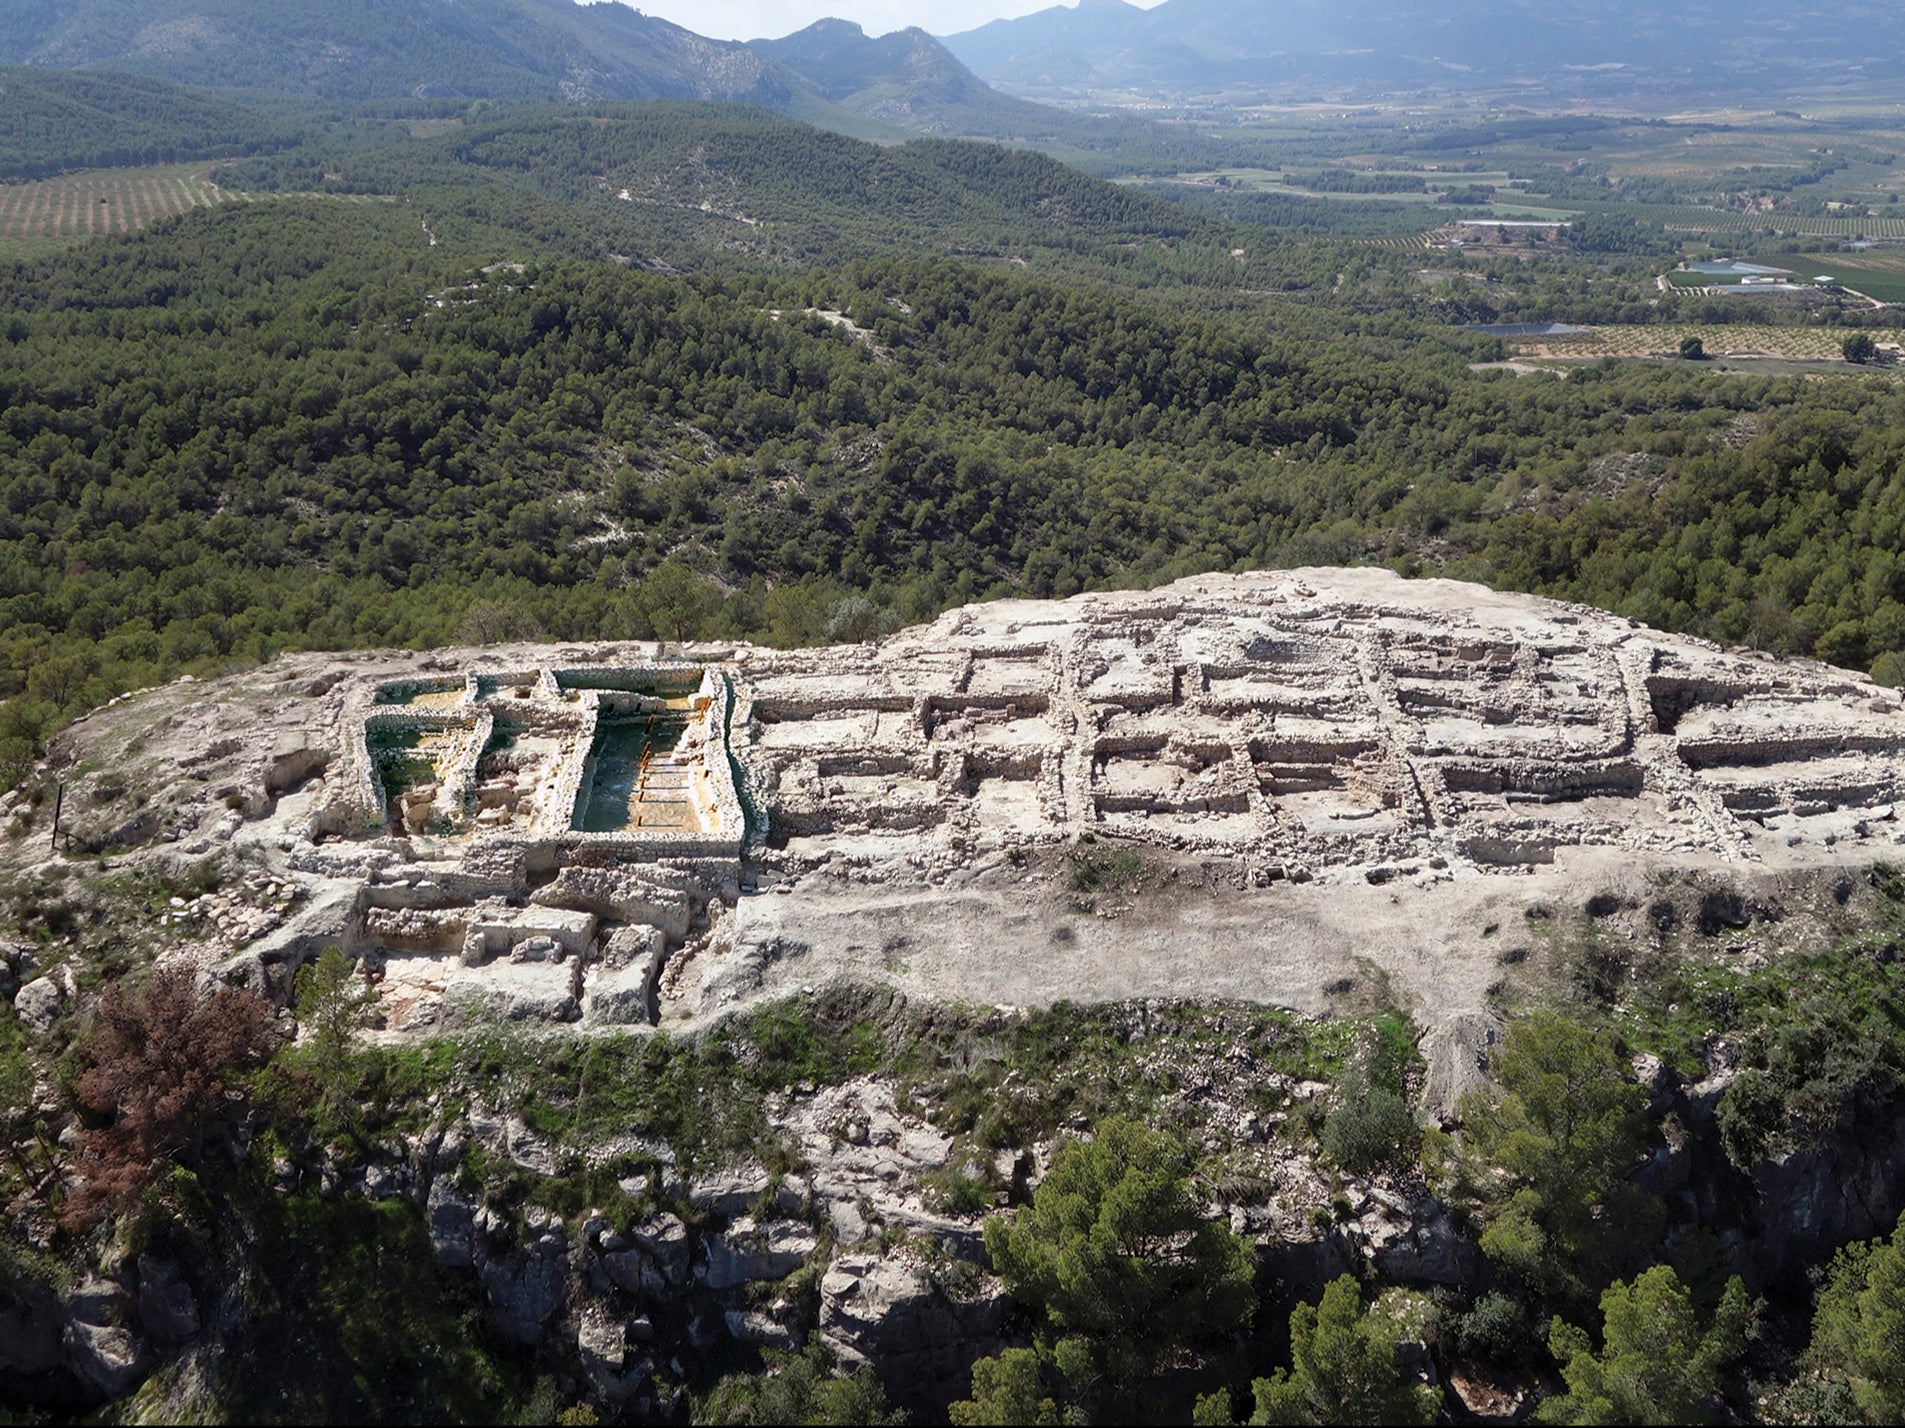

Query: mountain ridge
[941,0,1905,103]
[748,17,1081,137]
[0,0,793,103]
[0,0,1067,142]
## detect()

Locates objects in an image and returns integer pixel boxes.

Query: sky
[614,0,1165,44]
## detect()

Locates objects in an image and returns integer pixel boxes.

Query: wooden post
[48,781,62,851]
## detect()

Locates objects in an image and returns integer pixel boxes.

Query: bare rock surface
[819,1253,1011,1393]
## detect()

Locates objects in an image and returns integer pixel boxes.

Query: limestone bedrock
[21,568,1905,1041]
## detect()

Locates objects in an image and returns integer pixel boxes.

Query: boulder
[480,1229,569,1346]
[363,1162,407,1200]
[601,1250,667,1298]
[576,1306,646,1406]
[689,1165,771,1219]
[1632,1052,1672,1114]
[13,976,66,1036]
[135,1259,198,1343]
[1742,1102,1905,1286]
[427,1178,477,1269]
[819,1254,1010,1414]
[702,1217,817,1291]
[725,1309,800,1350]
[137,1279,198,1345]
[1359,1197,1481,1286]
[63,1277,129,1327]
[629,1212,691,1285]
[62,1320,143,1399]
[508,935,565,964]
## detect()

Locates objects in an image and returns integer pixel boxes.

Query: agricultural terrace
[0,164,234,258]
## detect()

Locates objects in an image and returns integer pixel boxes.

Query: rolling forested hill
[1,0,1117,149]
[0,65,308,180]
[7,173,1905,786]
[201,103,1295,282]
[0,0,1258,171]
[1,0,791,104]
[6,75,1905,792]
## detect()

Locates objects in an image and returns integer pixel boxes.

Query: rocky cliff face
[4,977,1904,1417]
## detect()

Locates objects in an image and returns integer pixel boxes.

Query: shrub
[1456,1291,1531,1364]
[1807,1210,1905,1422]
[1249,1276,1440,1425]
[64,967,277,1226]
[1320,1078,1419,1173]
[984,1117,1255,1388]
[1541,1266,1750,1425]
[1064,839,1141,894]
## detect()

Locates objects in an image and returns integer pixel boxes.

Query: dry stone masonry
[745,567,1905,873]
[17,568,1905,1035]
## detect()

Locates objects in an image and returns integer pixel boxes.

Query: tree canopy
[64,966,276,1226]
[1540,1266,1751,1425]
[1246,1276,1440,1426]
[981,1116,1255,1389]
[1807,1210,1905,1423]
[1458,1010,1656,1293]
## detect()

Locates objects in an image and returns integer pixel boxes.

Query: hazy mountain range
[0,1,1022,126]
[4,0,1900,122]
[942,0,1905,102]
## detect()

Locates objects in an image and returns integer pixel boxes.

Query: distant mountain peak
[783,17,870,41]
[751,18,988,105]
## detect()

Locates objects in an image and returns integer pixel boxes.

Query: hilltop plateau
[16,567,1905,1038]
[7,21,1905,1423]
[5,571,1905,1421]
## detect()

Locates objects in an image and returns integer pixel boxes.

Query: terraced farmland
[0,164,235,259]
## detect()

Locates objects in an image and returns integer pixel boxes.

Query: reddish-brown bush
[63,967,275,1227]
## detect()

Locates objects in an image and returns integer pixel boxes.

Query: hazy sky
[616,0,1164,44]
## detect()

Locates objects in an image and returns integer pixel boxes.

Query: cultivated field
[1516,323,1904,362]
[1665,255,1905,302]
[0,163,236,259]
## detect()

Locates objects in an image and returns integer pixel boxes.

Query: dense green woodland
[204,104,1311,282]
[6,189,1905,778]
[0,66,310,181]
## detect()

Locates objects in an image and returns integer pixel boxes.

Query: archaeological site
[12,566,1904,1045]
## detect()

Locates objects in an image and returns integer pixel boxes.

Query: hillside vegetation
[6,173,1905,778]
[204,104,1273,279]
[0,0,789,104]
[0,66,307,181]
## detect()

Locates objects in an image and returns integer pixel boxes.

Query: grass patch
[321,991,1381,1208]
[899,999,1344,1153]
[1065,836,1143,895]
